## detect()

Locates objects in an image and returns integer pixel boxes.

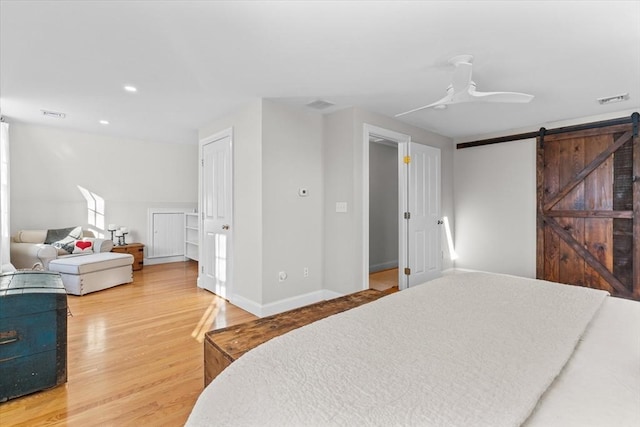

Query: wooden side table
[111,243,144,271]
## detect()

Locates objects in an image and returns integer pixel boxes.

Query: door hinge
[201,158,204,167]
[404,267,411,275]
[403,155,411,164]
[404,212,410,219]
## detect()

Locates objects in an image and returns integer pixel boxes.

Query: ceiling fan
[395,55,534,117]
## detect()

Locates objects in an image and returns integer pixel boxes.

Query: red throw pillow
[72,240,93,254]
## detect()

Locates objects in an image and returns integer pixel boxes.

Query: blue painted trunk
[0,271,67,402]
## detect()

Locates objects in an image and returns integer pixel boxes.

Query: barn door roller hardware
[457,112,639,149]
[538,127,546,149]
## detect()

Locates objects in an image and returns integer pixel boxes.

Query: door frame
[198,127,234,295]
[363,124,410,290]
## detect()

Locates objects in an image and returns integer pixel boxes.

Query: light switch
[336,202,348,213]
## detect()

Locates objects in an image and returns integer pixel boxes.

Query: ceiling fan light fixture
[596,93,629,105]
[395,54,534,117]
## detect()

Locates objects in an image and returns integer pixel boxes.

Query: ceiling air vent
[596,93,629,105]
[306,99,335,110]
[41,109,66,118]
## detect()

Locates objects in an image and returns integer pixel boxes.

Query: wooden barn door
[537,123,639,300]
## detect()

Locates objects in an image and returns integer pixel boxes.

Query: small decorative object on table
[112,226,129,246]
[108,224,117,242]
[120,227,128,245]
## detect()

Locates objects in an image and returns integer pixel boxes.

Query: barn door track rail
[457,112,639,149]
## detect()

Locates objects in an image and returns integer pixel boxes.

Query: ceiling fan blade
[451,61,473,93]
[395,93,453,117]
[469,91,534,103]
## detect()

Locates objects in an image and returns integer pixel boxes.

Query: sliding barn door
[536,123,639,300]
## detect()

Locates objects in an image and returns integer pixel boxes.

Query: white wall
[10,123,197,251]
[324,107,455,296]
[453,108,639,278]
[369,141,398,272]
[261,100,324,304]
[199,100,325,313]
[200,101,455,315]
[322,108,358,295]
[454,139,536,276]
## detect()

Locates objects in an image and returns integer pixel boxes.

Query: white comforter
[187,273,635,426]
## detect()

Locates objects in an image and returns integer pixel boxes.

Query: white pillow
[71,239,94,254]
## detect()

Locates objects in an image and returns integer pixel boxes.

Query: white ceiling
[1,1,639,145]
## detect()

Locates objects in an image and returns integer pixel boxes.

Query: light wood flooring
[369,267,399,292]
[0,261,256,426]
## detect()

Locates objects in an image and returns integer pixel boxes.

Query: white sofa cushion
[49,252,133,275]
[13,230,47,243]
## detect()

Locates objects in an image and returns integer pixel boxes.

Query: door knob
[222,224,230,230]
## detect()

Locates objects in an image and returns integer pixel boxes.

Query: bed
[186,272,640,426]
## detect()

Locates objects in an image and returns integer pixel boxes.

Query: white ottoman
[48,252,134,295]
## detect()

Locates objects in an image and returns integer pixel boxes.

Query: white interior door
[200,133,233,299]
[407,142,441,287]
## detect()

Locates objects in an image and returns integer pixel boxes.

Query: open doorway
[363,123,442,292]
[362,124,410,291]
[369,137,399,292]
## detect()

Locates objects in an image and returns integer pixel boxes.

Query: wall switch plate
[335,202,348,213]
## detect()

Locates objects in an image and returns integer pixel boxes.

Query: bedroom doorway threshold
[369,268,399,292]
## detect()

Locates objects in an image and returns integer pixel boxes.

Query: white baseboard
[229,294,263,317]
[144,255,187,266]
[230,289,346,318]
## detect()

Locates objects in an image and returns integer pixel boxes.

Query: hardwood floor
[369,268,399,292]
[0,261,256,426]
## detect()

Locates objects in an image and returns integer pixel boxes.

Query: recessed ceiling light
[99,120,109,125]
[124,85,137,93]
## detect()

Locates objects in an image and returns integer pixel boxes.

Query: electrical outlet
[278,271,287,282]
[303,267,309,278]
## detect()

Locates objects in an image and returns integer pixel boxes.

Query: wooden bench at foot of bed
[204,289,386,386]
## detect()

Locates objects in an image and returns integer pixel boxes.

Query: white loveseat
[10,227,114,270]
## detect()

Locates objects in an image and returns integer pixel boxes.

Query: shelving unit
[184,212,199,261]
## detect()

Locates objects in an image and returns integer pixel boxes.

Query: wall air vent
[41,109,66,118]
[596,93,629,105]
[306,99,335,110]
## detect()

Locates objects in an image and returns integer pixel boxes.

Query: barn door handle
[633,176,639,182]
[222,225,230,230]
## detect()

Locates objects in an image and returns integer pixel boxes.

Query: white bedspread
[187,273,609,427]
